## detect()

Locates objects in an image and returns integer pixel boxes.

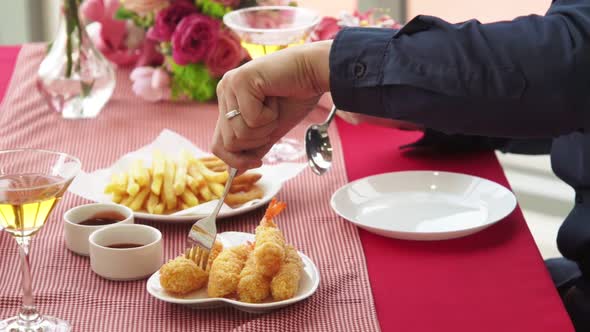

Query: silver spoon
[305,105,338,175]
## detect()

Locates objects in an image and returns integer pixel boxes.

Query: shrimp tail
[262,198,287,224]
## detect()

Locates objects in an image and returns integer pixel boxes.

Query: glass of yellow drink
[0,149,81,332]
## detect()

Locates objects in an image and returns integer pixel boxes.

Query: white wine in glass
[224,6,320,163]
[0,149,80,332]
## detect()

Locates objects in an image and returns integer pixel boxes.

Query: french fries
[196,161,229,183]
[132,160,150,187]
[163,159,177,210]
[173,154,188,196]
[146,193,159,214]
[151,150,165,195]
[104,151,263,215]
[226,185,264,207]
[129,187,150,211]
[208,182,225,198]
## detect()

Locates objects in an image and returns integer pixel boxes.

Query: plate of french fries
[102,151,280,222]
[68,130,306,222]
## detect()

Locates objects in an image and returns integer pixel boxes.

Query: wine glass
[0,149,81,332]
[224,6,321,163]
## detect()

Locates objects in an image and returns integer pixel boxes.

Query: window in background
[0,0,47,45]
[297,0,356,17]
[406,0,548,23]
[300,0,405,23]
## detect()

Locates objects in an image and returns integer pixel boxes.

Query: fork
[185,167,238,270]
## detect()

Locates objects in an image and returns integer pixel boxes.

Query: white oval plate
[331,171,517,241]
[146,232,320,313]
[135,177,281,223]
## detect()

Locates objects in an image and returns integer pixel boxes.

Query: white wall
[43,0,61,41]
[0,1,33,44]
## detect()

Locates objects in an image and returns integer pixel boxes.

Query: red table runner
[0,46,19,102]
[0,45,575,331]
[336,121,574,331]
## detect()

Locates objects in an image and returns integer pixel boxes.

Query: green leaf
[197,0,232,19]
[115,7,135,20]
[132,12,155,29]
[169,59,218,102]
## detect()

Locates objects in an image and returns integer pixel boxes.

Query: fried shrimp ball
[159,257,208,295]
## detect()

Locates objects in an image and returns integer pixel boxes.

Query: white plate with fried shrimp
[146,233,320,313]
[146,200,320,313]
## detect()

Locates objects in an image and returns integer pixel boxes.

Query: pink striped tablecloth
[0,44,379,331]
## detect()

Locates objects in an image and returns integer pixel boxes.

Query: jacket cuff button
[353,62,367,79]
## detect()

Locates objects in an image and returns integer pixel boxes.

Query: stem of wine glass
[14,236,41,325]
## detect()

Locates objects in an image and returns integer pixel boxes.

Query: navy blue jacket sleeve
[329,0,590,138]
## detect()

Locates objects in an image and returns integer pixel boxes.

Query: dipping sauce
[78,211,126,226]
[107,243,144,249]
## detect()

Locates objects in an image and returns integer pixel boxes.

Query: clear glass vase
[36,1,115,119]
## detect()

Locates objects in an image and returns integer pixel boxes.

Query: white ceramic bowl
[63,203,134,256]
[89,224,163,281]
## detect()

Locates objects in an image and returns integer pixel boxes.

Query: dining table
[0,44,575,332]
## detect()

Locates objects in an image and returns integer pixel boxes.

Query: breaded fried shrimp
[237,247,271,303]
[207,244,251,298]
[253,199,287,277]
[270,245,303,301]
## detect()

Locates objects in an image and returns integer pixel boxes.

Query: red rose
[147,1,196,42]
[206,30,244,77]
[172,14,220,65]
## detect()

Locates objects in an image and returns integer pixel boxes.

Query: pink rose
[214,0,240,7]
[80,0,104,22]
[206,30,244,77]
[172,14,219,65]
[82,0,165,67]
[83,0,140,66]
[147,1,196,42]
[130,67,171,102]
[123,0,169,15]
[353,9,374,23]
[311,17,340,41]
[136,39,164,67]
[92,23,141,66]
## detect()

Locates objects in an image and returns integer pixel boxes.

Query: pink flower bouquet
[311,9,402,42]
[82,0,292,102]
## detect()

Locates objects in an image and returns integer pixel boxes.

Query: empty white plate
[330,171,517,241]
[146,232,320,313]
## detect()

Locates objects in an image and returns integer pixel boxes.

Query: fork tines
[185,246,210,271]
